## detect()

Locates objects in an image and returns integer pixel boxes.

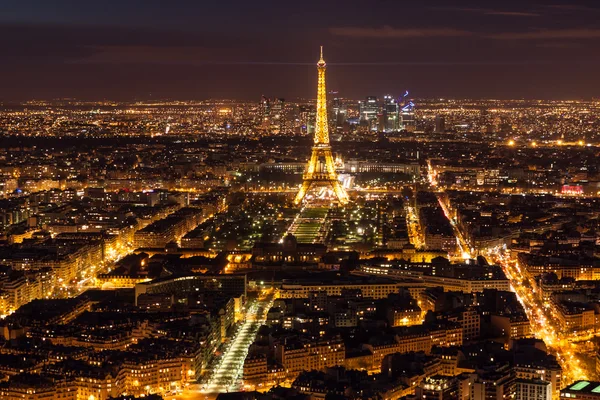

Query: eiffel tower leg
[331,180,349,205]
[323,149,337,179]
[294,181,312,205]
[307,149,319,176]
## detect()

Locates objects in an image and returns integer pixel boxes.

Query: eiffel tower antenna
[294,47,349,205]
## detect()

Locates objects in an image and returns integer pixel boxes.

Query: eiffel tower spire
[294,47,349,205]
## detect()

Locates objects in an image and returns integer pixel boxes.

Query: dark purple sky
[2,0,600,100]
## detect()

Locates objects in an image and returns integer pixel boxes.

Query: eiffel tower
[294,47,349,205]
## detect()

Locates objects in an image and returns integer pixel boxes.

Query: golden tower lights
[294,47,349,205]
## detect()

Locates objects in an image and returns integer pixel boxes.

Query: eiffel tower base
[294,179,349,205]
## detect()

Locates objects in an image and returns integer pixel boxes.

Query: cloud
[432,7,540,17]
[535,42,584,49]
[545,4,600,12]
[0,22,250,66]
[75,46,220,65]
[0,22,244,52]
[483,10,541,17]
[76,45,319,66]
[488,28,600,40]
[330,25,472,39]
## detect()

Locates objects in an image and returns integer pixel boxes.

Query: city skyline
[2,3,600,400]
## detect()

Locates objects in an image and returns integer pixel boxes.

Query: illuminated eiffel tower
[294,47,349,205]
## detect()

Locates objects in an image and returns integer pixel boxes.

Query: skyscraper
[258,97,285,134]
[400,101,416,132]
[270,98,285,134]
[383,95,400,132]
[435,115,446,133]
[299,105,316,135]
[259,95,270,131]
[359,96,379,131]
[332,97,347,130]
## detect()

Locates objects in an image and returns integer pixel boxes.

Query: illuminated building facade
[401,100,416,131]
[561,380,600,399]
[331,97,347,129]
[276,336,345,379]
[383,95,400,132]
[270,98,285,134]
[299,105,316,135]
[279,280,412,300]
[359,96,379,130]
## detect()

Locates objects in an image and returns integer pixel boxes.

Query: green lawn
[290,207,329,243]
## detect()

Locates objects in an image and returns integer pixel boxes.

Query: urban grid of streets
[165,167,589,399]
[201,181,589,396]
[201,290,275,395]
[427,165,591,383]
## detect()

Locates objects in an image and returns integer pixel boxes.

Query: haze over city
[2,0,600,100]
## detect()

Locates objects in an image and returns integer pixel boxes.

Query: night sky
[2,0,600,101]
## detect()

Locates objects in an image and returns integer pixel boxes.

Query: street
[200,292,275,395]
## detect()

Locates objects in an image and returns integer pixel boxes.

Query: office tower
[383,95,400,132]
[299,105,316,135]
[359,96,379,131]
[332,97,347,129]
[259,96,270,130]
[401,101,416,132]
[435,115,446,133]
[270,98,285,134]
